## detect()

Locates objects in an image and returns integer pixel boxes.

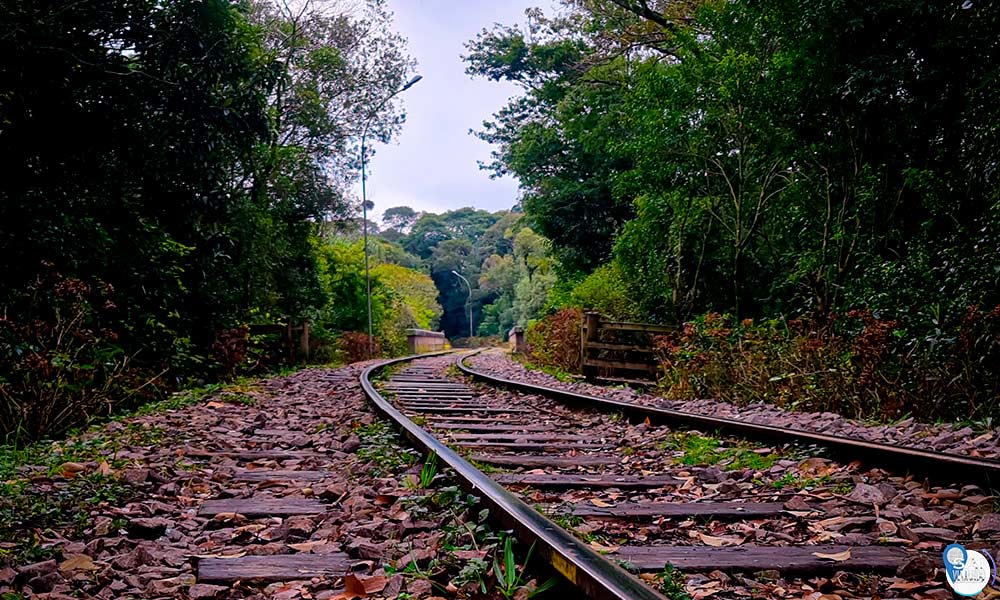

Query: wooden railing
[249,322,311,360]
[580,312,671,381]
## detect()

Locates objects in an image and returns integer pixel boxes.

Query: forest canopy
[465,0,1000,421]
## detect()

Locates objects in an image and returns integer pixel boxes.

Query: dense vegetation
[0,0,431,440]
[467,0,1000,422]
[371,206,555,341]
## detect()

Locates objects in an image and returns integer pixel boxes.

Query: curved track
[458,352,1000,491]
[361,352,665,600]
[363,351,994,599]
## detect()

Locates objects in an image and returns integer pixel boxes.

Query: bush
[335,331,380,364]
[654,309,1000,422]
[0,266,163,441]
[525,308,582,373]
[569,263,641,321]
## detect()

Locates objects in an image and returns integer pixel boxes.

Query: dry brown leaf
[590,498,612,507]
[698,533,742,547]
[97,461,112,476]
[287,541,326,552]
[193,552,247,559]
[206,401,227,409]
[334,574,387,599]
[588,542,620,553]
[59,554,98,572]
[812,549,852,562]
[60,462,87,478]
[887,582,924,591]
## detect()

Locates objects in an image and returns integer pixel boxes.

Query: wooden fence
[249,322,311,361]
[580,312,671,381]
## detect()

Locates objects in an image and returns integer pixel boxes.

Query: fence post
[509,326,525,354]
[581,312,600,379]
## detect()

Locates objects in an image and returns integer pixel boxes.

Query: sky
[358,0,554,224]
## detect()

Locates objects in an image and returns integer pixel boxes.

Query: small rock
[845,483,889,506]
[911,527,959,541]
[978,513,1000,533]
[342,434,361,453]
[897,553,937,579]
[406,578,434,596]
[124,468,149,485]
[285,515,316,539]
[18,559,58,580]
[783,496,812,512]
[27,572,63,593]
[700,466,725,483]
[189,584,228,599]
[126,517,169,540]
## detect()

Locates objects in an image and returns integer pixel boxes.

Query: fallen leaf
[590,498,612,507]
[334,574,387,599]
[193,552,247,559]
[60,462,87,478]
[888,582,925,591]
[287,541,326,552]
[59,554,98,572]
[812,549,852,562]
[97,461,112,476]
[206,401,227,409]
[588,542,620,553]
[698,533,742,547]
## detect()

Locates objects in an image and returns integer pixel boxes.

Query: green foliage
[656,563,691,600]
[492,537,558,599]
[567,263,640,321]
[0,0,413,438]
[418,452,438,488]
[667,432,780,472]
[655,311,1000,422]
[478,226,557,337]
[470,0,1000,422]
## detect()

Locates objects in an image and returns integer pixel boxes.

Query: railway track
[363,351,1000,600]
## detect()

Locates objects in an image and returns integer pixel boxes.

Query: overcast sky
[358,1,554,224]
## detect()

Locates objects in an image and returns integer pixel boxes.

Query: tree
[382,206,420,233]
[465,15,633,273]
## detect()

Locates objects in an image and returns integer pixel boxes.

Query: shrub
[525,308,582,373]
[335,331,380,364]
[0,265,162,441]
[569,263,641,321]
[654,308,1000,423]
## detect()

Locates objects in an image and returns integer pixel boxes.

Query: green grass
[354,421,420,477]
[656,564,691,600]
[667,432,780,472]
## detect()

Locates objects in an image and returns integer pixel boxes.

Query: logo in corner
[944,543,994,596]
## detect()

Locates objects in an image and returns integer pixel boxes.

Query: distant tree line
[367,206,555,340]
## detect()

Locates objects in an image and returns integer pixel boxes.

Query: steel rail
[457,353,1000,492]
[360,352,668,600]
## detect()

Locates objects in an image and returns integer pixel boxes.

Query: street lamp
[451,270,473,339]
[361,74,422,358]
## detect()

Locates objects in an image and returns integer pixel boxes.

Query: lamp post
[451,270,473,339]
[361,74,422,358]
